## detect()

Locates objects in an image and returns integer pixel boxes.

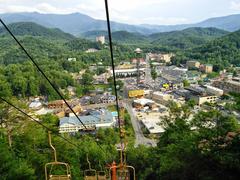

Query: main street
[123,101,157,147]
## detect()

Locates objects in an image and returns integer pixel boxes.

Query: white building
[111,68,145,77]
[205,85,224,96]
[147,53,173,63]
[152,92,174,105]
[133,98,155,107]
[96,36,105,44]
[85,48,99,53]
[29,99,42,110]
[142,121,165,134]
[139,112,167,134]
[59,109,114,133]
[67,58,76,62]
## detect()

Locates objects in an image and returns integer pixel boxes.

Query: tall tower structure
[134,48,142,86]
[96,35,105,44]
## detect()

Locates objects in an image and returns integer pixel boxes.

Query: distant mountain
[195,14,240,32]
[1,12,240,36]
[0,12,154,35]
[0,22,75,40]
[149,27,229,49]
[140,14,240,33]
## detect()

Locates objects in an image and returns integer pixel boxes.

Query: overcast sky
[0,0,240,25]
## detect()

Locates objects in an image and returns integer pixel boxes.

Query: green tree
[151,68,157,81]
[183,79,190,87]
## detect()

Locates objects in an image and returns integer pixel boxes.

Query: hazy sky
[0,0,240,25]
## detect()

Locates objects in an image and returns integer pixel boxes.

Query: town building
[101,95,116,104]
[59,109,114,133]
[157,66,188,82]
[174,85,219,105]
[204,85,224,96]
[213,79,240,93]
[29,98,42,110]
[186,60,200,69]
[128,90,145,98]
[133,98,155,109]
[200,64,213,73]
[116,63,135,70]
[48,100,65,109]
[85,48,99,53]
[184,71,201,84]
[152,92,174,105]
[67,58,76,62]
[65,105,83,117]
[111,68,145,77]
[186,85,218,105]
[142,120,165,134]
[131,58,146,67]
[67,86,76,96]
[93,73,110,84]
[192,95,218,105]
[47,100,83,117]
[147,53,173,63]
[138,111,167,134]
[96,36,105,44]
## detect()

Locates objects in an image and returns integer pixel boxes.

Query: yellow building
[187,60,200,69]
[128,90,144,98]
[200,64,213,74]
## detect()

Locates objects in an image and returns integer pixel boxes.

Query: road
[124,102,157,147]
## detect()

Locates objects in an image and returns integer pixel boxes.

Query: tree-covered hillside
[1,19,240,180]
[150,27,229,49]
[82,27,228,48]
[0,22,75,40]
[111,31,149,44]
[171,29,240,71]
[189,29,240,67]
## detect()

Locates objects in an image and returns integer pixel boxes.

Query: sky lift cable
[0,18,88,130]
[104,0,123,140]
[0,96,111,164]
[0,0,121,164]
[0,18,116,164]
[0,96,79,148]
[104,3,136,180]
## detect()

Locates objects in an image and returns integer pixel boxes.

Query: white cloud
[0,1,190,25]
[230,1,240,10]
[0,5,38,13]
[0,0,233,25]
[36,3,60,13]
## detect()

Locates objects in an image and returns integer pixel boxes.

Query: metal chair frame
[109,165,135,180]
[45,131,71,180]
[84,154,97,180]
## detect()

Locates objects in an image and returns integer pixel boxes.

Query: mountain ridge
[0,21,75,40]
[1,12,240,35]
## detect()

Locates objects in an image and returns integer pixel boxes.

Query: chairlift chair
[97,161,107,180]
[84,154,97,180]
[45,131,71,180]
[109,163,135,180]
[97,171,107,180]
